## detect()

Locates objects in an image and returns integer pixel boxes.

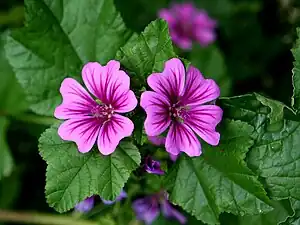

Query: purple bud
[101,189,127,205]
[133,196,160,225]
[75,197,94,213]
[161,199,187,224]
[144,156,165,175]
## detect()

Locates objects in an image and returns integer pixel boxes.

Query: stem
[10,113,58,126]
[0,210,99,225]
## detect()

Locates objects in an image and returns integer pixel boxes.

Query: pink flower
[54,61,138,155]
[140,58,222,157]
[159,3,217,49]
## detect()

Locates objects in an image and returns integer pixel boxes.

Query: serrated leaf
[292,28,300,112]
[0,118,14,180]
[5,0,133,116]
[238,200,293,225]
[221,94,300,201]
[116,19,176,80]
[190,44,231,96]
[165,120,273,225]
[282,198,300,225]
[38,124,141,213]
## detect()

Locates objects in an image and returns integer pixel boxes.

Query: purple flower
[159,3,217,49]
[133,192,186,224]
[54,61,138,155]
[144,156,164,175]
[140,58,223,157]
[101,190,127,205]
[75,197,94,213]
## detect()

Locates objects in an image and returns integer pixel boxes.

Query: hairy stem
[0,210,98,225]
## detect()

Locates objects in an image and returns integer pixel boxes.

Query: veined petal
[141,91,171,136]
[140,91,170,110]
[181,65,220,106]
[82,62,108,102]
[58,117,101,153]
[82,61,136,113]
[144,106,171,137]
[147,58,185,101]
[97,114,134,155]
[107,70,137,113]
[114,90,138,113]
[185,105,222,146]
[166,122,201,157]
[54,78,96,120]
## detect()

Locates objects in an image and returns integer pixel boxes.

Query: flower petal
[54,78,96,120]
[166,122,201,157]
[140,91,170,109]
[82,62,107,101]
[184,105,222,146]
[141,91,171,136]
[161,200,187,224]
[181,65,220,106]
[133,198,160,225]
[58,117,101,153]
[82,61,137,113]
[147,58,185,101]
[101,189,127,205]
[75,197,95,213]
[97,114,134,155]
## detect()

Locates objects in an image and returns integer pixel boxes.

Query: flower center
[169,104,189,122]
[91,104,114,120]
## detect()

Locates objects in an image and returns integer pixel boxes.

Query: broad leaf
[39,124,141,213]
[116,19,176,81]
[0,33,27,114]
[165,120,273,225]
[238,200,293,225]
[190,44,231,96]
[292,28,300,112]
[5,0,133,116]
[282,198,300,225]
[0,118,14,180]
[221,94,300,201]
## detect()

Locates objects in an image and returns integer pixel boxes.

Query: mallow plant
[0,0,300,225]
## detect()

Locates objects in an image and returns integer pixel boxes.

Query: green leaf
[0,117,14,181]
[5,0,133,116]
[282,198,300,225]
[292,28,300,112]
[38,124,141,213]
[165,120,273,225]
[116,19,176,80]
[221,94,300,201]
[190,44,231,96]
[238,200,293,225]
[255,93,285,125]
[0,33,27,114]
